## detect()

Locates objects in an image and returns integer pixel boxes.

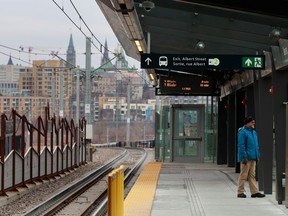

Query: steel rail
[23,148,128,216]
[90,147,148,216]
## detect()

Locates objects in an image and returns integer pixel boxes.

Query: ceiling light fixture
[196,41,205,49]
[270,28,282,38]
[139,1,155,12]
[111,0,147,55]
[134,40,143,52]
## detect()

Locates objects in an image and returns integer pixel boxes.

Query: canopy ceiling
[96,0,288,88]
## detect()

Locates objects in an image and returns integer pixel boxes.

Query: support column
[253,72,260,184]
[272,69,288,204]
[126,79,131,147]
[227,94,236,167]
[217,97,227,165]
[247,85,255,117]
[257,75,273,194]
[285,104,288,207]
[85,37,91,124]
[235,90,245,173]
[59,69,63,117]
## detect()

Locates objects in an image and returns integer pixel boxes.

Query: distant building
[18,67,33,96]
[32,60,72,116]
[0,35,75,119]
[17,59,73,117]
[102,96,155,121]
[0,56,20,95]
[0,96,50,119]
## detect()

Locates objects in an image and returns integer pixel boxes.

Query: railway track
[23,147,147,216]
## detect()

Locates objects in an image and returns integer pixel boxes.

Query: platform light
[147,69,158,86]
[134,40,143,52]
[112,0,147,53]
[270,28,282,38]
[196,41,205,49]
[139,1,155,12]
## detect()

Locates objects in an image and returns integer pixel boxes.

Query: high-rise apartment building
[17,59,73,118]
[30,60,73,117]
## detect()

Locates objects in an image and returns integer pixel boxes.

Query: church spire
[66,34,76,67]
[101,39,109,65]
[7,55,13,65]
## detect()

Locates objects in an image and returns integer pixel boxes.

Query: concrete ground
[151,163,288,216]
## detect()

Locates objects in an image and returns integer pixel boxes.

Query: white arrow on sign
[245,58,253,66]
[145,57,152,65]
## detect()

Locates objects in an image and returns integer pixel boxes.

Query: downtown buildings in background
[0,34,156,123]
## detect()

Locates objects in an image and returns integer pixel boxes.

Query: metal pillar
[235,90,245,173]
[75,69,80,165]
[285,103,288,207]
[227,94,236,167]
[59,69,64,117]
[272,68,288,204]
[85,37,91,124]
[115,77,120,143]
[126,79,131,147]
[76,70,80,125]
[217,98,227,165]
[52,70,56,115]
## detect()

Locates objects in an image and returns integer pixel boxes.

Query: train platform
[124,162,288,216]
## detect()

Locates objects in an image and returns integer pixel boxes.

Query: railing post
[119,165,124,216]
[0,114,7,196]
[108,170,116,216]
[89,145,93,162]
[108,172,112,216]
[108,166,124,216]
[116,168,120,215]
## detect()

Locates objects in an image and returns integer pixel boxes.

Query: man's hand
[242,158,248,165]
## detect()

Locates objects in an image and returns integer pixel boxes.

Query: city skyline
[0,0,140,69]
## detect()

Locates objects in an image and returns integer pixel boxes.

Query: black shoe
[251,192,265,198]
[237,193,246,198]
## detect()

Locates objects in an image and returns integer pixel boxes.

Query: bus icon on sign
[159,56,168,67]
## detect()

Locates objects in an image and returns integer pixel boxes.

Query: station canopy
[95,0,288,89]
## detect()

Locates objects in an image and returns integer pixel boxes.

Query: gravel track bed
[0,147,125,216]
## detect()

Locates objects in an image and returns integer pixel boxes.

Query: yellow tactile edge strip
[124,162,162,216]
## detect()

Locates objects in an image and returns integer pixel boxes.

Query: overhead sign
[156,76,220,96]
[141,54,265,70]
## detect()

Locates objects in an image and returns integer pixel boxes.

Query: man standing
[237,116,265,198]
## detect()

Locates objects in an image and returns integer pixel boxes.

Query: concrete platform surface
[150,163,288,216]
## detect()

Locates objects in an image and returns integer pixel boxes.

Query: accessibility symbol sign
[242,57,263,68]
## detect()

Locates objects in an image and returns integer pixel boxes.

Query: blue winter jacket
[237,126,260,162]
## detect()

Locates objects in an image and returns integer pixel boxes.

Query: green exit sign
[242,57,264,69]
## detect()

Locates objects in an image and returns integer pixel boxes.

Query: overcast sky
[0,0,140,69]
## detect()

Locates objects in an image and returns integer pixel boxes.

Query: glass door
[171,104,205,163]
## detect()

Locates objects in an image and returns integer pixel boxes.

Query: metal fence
[0,105,87,195]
